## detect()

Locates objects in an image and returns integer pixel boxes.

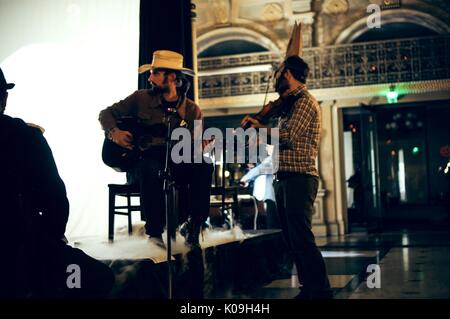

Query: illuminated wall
[0,0,140,237]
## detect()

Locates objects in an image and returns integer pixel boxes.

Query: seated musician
[99,50,212,248]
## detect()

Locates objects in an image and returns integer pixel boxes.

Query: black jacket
[0,114,69,242]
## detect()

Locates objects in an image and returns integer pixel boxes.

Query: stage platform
[68,225,288,298]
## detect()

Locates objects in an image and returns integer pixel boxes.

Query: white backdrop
[0,0,140,238]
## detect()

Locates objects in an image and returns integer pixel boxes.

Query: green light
[412,146,419,154]
[386,90,399,104]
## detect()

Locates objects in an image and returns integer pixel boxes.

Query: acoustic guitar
[101,117,171,172]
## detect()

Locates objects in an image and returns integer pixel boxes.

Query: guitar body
[102,117,168,172]
[102,138,138,172]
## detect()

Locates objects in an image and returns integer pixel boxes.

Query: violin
[241,94,300,129]
[241,59,305,128]
[253,97,284,124]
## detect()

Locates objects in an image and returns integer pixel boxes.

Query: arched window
[197,27,280,57]
[198,39,268,58]
[352,22,438,43]
[335,9,450,44]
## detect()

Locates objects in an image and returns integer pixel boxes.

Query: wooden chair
[108,183,141,241]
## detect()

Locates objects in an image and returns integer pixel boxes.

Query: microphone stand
[161,104,178,300]
[160,80,190,300]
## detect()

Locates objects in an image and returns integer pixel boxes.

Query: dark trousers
[265,199,279,229]
[274,173,331,296]
[130,148,213,237]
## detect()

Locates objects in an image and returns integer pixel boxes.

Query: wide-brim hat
[138,50,194,76]
[0,67,15,90]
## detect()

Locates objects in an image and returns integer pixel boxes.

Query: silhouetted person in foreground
[0,67,114,298]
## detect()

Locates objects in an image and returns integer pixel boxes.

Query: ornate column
[288,0,315,48]
[313,100,346,237]
[311,0,324,47]
[312,103,329,237]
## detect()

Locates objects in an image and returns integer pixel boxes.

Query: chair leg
[252,197,259,230]
[232,191,239,228]
[127,193,133,235]
[139,196,146,221]
[108,188,115,242]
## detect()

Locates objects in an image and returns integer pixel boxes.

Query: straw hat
[138,50,194,76]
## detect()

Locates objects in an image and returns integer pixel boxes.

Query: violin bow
[260,21,303,118]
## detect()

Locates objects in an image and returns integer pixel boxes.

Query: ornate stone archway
[197,27,281,55]
[335,9,450,44]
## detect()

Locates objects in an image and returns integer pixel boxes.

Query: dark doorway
[343,101,450,232]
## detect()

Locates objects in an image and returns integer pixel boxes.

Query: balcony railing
[198,35,450,99]
[198,52,281,70]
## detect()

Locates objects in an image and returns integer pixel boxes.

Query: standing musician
[240,55,332,299]
[99,50,212,248]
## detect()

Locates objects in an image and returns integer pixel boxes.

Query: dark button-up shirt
[99,89,203,146]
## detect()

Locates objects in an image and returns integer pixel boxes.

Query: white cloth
[240,156,276,202]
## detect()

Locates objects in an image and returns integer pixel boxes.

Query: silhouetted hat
[0,67,15,91]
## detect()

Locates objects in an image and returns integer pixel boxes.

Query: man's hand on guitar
[240,115,265,129]
[111,128,134,150]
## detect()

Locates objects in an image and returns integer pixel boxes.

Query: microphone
[162,78,191,116]
[176,78,191,97]
[164,79,190,117]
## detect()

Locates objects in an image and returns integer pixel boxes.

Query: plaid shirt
[277,83,321,176]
